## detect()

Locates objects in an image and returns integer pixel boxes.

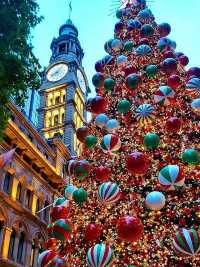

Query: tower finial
[68,0,72,20]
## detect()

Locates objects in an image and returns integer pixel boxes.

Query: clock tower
[38,18,90,156]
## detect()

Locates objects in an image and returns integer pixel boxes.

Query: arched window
[59,43,66,53]
[62,94,65,102]
[8,228,16,259]
[55,96,60,104]
[54,115,59,126]
[36,198,41,217]
[17,232,25,263]
[43,200,50,223]
[25,189,32,209]
[62,113,65,123]
[16,182,22,202]
[3,172,11,194]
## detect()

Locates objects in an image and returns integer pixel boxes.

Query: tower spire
[68,0,72,20]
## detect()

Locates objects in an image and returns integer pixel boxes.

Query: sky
[32,0,200,95]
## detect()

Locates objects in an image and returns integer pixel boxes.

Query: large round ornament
[146,65,158,78]
[104,78,116,91]
[64,184,77,200]
[98,182,121,204]
[111,38,123,53]
[161,58,177,74]
[135,44,152,56]
[84,135,98,150]
[84,223,101,243]
[145,191,166,211]
[53,197,70,208]
[76,126,89,142]
[95,60,104,72]
[127,19,142,31]
[138,8,154,23]
[179,55,189,66]
[126,152,149,174]
[144,133,160,150]
[187,67,200,78]
[154,86,175,105]
[117,216,144,243]
[167,74,181,89]
[105,119,120,133]
[158,165,185,190]
[117,55,128,68]
[140,24,154,37]
[165,117,182,132]
[191,98,200,115]
[182,149,199,165]
[95,114,109,129]
[91,96,107,114]
[47,256,68,267]
[124,41,135,53]
[74,160,90,180]
[101,134,121,154]
[92,73,105,88]
[52,219,73,242]
[38,250,57,267]
[157,37,176,52]
[73,188,88,205]
[118,99,131,114]
[126,73,141,90]
[94,166,111,182]
[135,103,155,124]
[158,22,171,37]
[173,228,200,256]
[87,244,114,267]
[51,206,70,223]
[186,77,200,95]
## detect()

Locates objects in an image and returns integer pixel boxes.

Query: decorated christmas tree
[38,0,200,266]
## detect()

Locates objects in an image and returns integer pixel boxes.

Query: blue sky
[33,0,200,94]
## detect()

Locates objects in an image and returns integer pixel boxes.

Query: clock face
[46,63,68,82]
[77,69,87,93]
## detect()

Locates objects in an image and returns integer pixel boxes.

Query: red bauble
[124,66,137,76]
[161,58,177,75]
[94,166,111,182]
[126,152,149,174]
[44,238,60,251]
[51,206,70,222]
[84,223,101,243]
[166,117,182,132]
[187,67,200,78]
[179,55,189,66]
[90,96,107,114]
[117,216,144,242]
[167,75,181,88]
[76,126,89,142]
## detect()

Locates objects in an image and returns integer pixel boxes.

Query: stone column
[0,225,5,255]
[25,239,32,266]
[1,227,12,259]
[13,233,19,262]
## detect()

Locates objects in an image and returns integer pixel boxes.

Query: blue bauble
[95,114,109,129]
[145,191,166,211]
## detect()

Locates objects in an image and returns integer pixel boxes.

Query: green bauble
[146,65,158,78]
[182,149,199,165]
[126,74,141,90]
[144,133,160,149]
[104,77,116,91]
[118,99,131,114]
[124,41,135,52]
[116,9,123,19]
[84,135,97,149]
[73,188,88,205]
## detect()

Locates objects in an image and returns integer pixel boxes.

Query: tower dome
[59,18,78,37]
